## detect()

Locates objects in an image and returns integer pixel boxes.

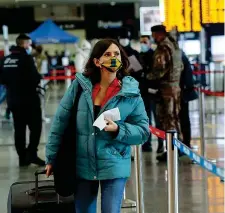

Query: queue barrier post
[122,145,145,213]
[198,85,206,157]
[134,145,144,213]
[121,188,136,208]
[166,130,179,213]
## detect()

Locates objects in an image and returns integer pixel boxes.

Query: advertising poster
[140,7,162,35]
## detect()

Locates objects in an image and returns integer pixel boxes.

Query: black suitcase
[7,170,75,213]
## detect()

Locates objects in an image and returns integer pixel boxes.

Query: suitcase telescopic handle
[34,169,60,205]
[35,169,46,176]
[35,169,47,205]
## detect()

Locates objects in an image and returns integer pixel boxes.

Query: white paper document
[128,55,143,72]
[93,107,121,131]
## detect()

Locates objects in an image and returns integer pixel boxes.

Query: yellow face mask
[101,57,122,72]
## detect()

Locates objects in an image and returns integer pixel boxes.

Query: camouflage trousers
[156,93,183,140]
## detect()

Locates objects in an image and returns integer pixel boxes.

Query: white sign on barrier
[174,140,181,149]
[183,146,190,156]
[204,161,213,171]
[192,153,201,164]
[217,168,223,177]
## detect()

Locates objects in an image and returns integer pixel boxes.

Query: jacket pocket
[107,144,131,159]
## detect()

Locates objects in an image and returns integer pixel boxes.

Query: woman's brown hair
[83,39,130,85]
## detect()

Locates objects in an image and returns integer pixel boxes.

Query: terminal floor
[0,83,224,213]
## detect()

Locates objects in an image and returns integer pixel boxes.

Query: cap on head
[16,34,31,46]
[151,25,166,33]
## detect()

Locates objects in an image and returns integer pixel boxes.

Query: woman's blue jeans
[75,178,127,213]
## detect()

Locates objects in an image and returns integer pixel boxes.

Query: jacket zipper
[76,77,98,178]
[97,94,124,118]
[97,91,139,118]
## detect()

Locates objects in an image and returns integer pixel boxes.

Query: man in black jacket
[139,35,164,153]
[180,51,198,148]
[0,34,45,167]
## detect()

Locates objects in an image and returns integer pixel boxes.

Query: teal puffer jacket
[46,73,149,180]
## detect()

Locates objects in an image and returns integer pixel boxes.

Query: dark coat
[138,49,158,98]
[0,46,41,108]
[180,51,198,102]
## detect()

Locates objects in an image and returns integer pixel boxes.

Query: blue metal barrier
[174,139,225,179]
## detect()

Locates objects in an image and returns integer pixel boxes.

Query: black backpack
[53,84,82,197]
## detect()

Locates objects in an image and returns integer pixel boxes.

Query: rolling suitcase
[7,170,75,213]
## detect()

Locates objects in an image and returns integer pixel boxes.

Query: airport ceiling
[0,0,158,6]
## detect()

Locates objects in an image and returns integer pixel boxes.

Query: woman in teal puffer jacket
[45,39,149,213]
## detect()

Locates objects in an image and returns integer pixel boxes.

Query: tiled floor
[0,83,224,213]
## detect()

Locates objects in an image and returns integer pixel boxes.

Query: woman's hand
[45,164,53,177]
[104,119,118,132]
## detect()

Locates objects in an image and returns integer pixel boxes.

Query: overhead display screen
[163,0,201,32]
[201,0,225,24]
[163,0,224,32]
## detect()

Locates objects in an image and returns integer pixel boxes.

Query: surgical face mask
[119,38,130,47]
[140,43,149,53]
[26,46,32,55]
[101,57,122,73]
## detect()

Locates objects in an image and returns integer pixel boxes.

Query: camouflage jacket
[147,37,183,92]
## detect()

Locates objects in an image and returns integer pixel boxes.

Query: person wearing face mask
[45,39,149,213]
[74,39,92,73]
[33,45,47,73]
[118,30,141,80]
[118,30,138,57]
[139,35,164,154]
[147,25,184,162]
[0,34,45,167]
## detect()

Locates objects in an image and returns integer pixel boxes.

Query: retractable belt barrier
[44,67,76,82]
[149,125,225,179]
[193,70,224,75]
[194,87,224,97]
[50,69,76,75]
[174,139,224,179]
[198,88,224,97]
[193,69,224,96]
[44,75,76,80]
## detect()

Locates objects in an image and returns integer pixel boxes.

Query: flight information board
[163,0,201,32]
[201,0,225,24]
[163,0,224,32]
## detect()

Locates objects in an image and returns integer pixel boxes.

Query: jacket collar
[11,46,27,55]
[76,73,140,97]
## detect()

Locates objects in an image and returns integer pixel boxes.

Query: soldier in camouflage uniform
[147,25,184,161]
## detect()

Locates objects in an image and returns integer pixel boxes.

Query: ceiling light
[41,4,47,9]
[110,2,116,6]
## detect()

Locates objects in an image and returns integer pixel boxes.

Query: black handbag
[53,84,82,197]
